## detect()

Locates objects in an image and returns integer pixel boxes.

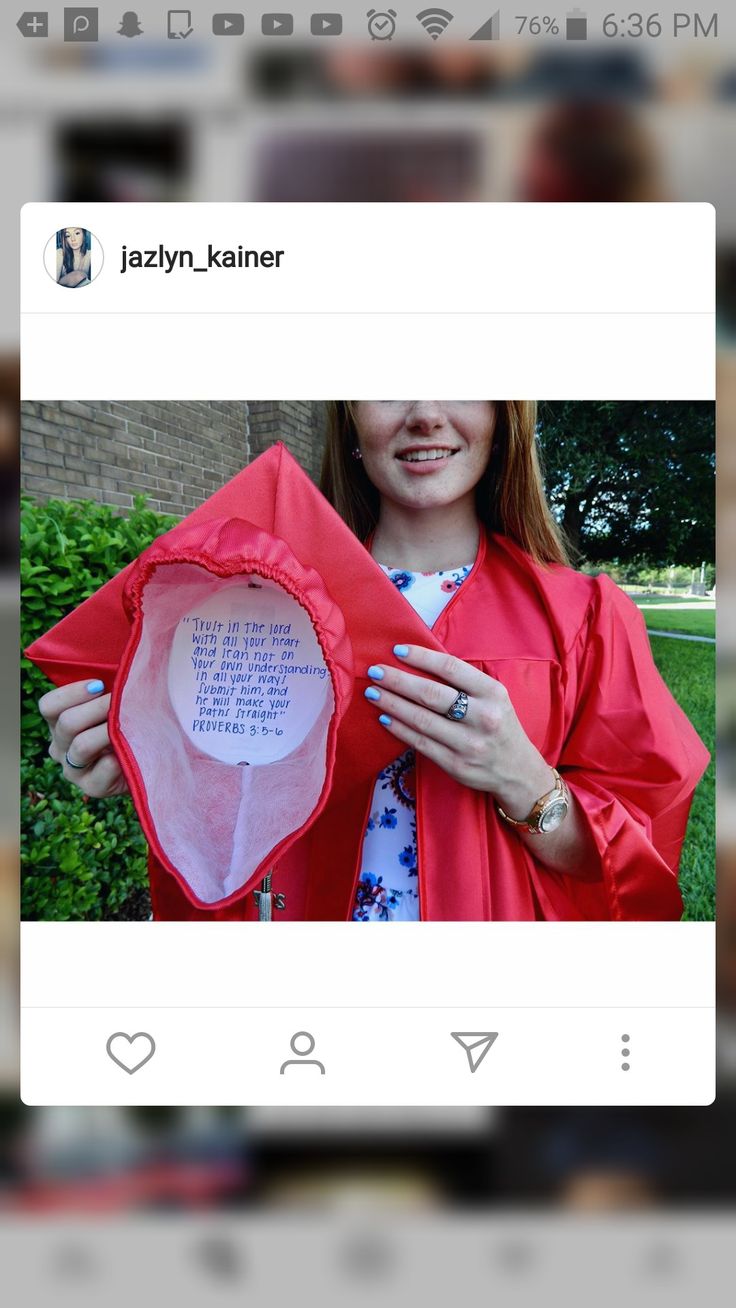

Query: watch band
[496,768,569,835]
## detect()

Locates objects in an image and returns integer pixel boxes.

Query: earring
[351,447,362,460]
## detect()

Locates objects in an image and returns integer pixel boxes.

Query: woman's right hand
[39,679,129,798]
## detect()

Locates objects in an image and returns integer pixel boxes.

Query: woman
[327,401,597,921]
[56,227,92,288]
[39,401,709,921]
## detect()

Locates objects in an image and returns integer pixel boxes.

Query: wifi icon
[416,8,454,40]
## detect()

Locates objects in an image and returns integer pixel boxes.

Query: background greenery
[640,606,715,640]
[21,495,176,921]
[648,634,714,921]
[538,401,715,569]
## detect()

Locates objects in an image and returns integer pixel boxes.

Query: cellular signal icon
[416,8,454,40]
[470,10,500,40]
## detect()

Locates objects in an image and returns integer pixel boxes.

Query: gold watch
[497,768,570,835]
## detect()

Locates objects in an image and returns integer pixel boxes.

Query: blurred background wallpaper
[2,1,734,1300]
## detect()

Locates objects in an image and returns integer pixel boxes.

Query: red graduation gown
[25,446,709,922]
[265,530,710,923]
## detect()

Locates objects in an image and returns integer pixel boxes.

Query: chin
[404,489,461,510]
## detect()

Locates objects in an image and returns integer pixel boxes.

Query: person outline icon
[279,1031,326,1075]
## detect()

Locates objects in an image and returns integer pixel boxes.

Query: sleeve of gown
[557,574,710,921]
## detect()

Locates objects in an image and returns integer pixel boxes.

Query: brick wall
[21,400,330,516]
[248,401,328,482]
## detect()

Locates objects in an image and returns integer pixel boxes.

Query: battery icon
[566,8,588,39]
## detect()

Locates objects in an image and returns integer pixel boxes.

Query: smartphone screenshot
[6,2,733,1298]
[18,199,715,1106]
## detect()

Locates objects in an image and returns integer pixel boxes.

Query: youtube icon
[212,13,245,36]
[310,13,343,35]
[261,13,294,35]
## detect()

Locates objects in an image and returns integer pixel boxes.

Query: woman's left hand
[365,644,554,817]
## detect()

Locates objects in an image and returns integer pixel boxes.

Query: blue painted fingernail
[367,665,384,680]
[86,680,105,694]
[393,645,409,658]
[378,714,392,726]
[364,686,381,702]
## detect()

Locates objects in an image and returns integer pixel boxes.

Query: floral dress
[352,562,473,922]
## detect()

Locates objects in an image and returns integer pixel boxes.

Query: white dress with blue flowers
[352,562,473,922]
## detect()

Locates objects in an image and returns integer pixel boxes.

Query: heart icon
[106,1031,156,1075]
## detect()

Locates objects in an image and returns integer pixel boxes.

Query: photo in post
[21,401,714,924]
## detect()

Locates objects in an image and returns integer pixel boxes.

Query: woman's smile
[395,445,461,472]
[353,401,494,509]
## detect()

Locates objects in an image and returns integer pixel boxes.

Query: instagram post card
[19,203,714,1106]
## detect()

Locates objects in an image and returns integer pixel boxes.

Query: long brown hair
[59,227,91,278]
[319,401,570,567]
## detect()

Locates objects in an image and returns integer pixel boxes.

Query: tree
[536,402,714,567]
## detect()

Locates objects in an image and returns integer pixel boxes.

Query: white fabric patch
[168,579,329,765]
[119,563,335,904]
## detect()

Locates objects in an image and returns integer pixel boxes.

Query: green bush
[21,495,178,920]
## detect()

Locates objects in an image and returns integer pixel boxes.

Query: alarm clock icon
[367,8,397,40]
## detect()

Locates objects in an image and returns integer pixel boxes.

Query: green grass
[627,593,710,605]
[648,636,714,921]
[640,608,715,639]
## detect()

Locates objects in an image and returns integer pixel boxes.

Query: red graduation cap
[25,443,441,912]
[29,442,706,924]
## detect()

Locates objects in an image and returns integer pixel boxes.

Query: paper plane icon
[450,1031,498,1073]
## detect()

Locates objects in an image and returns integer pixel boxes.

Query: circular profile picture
[43,226,103,288]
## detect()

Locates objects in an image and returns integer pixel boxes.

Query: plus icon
[17,11,49,36]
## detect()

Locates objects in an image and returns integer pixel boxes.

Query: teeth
[399,449,456,463]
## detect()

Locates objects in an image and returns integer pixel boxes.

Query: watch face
[539,799,568,833]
